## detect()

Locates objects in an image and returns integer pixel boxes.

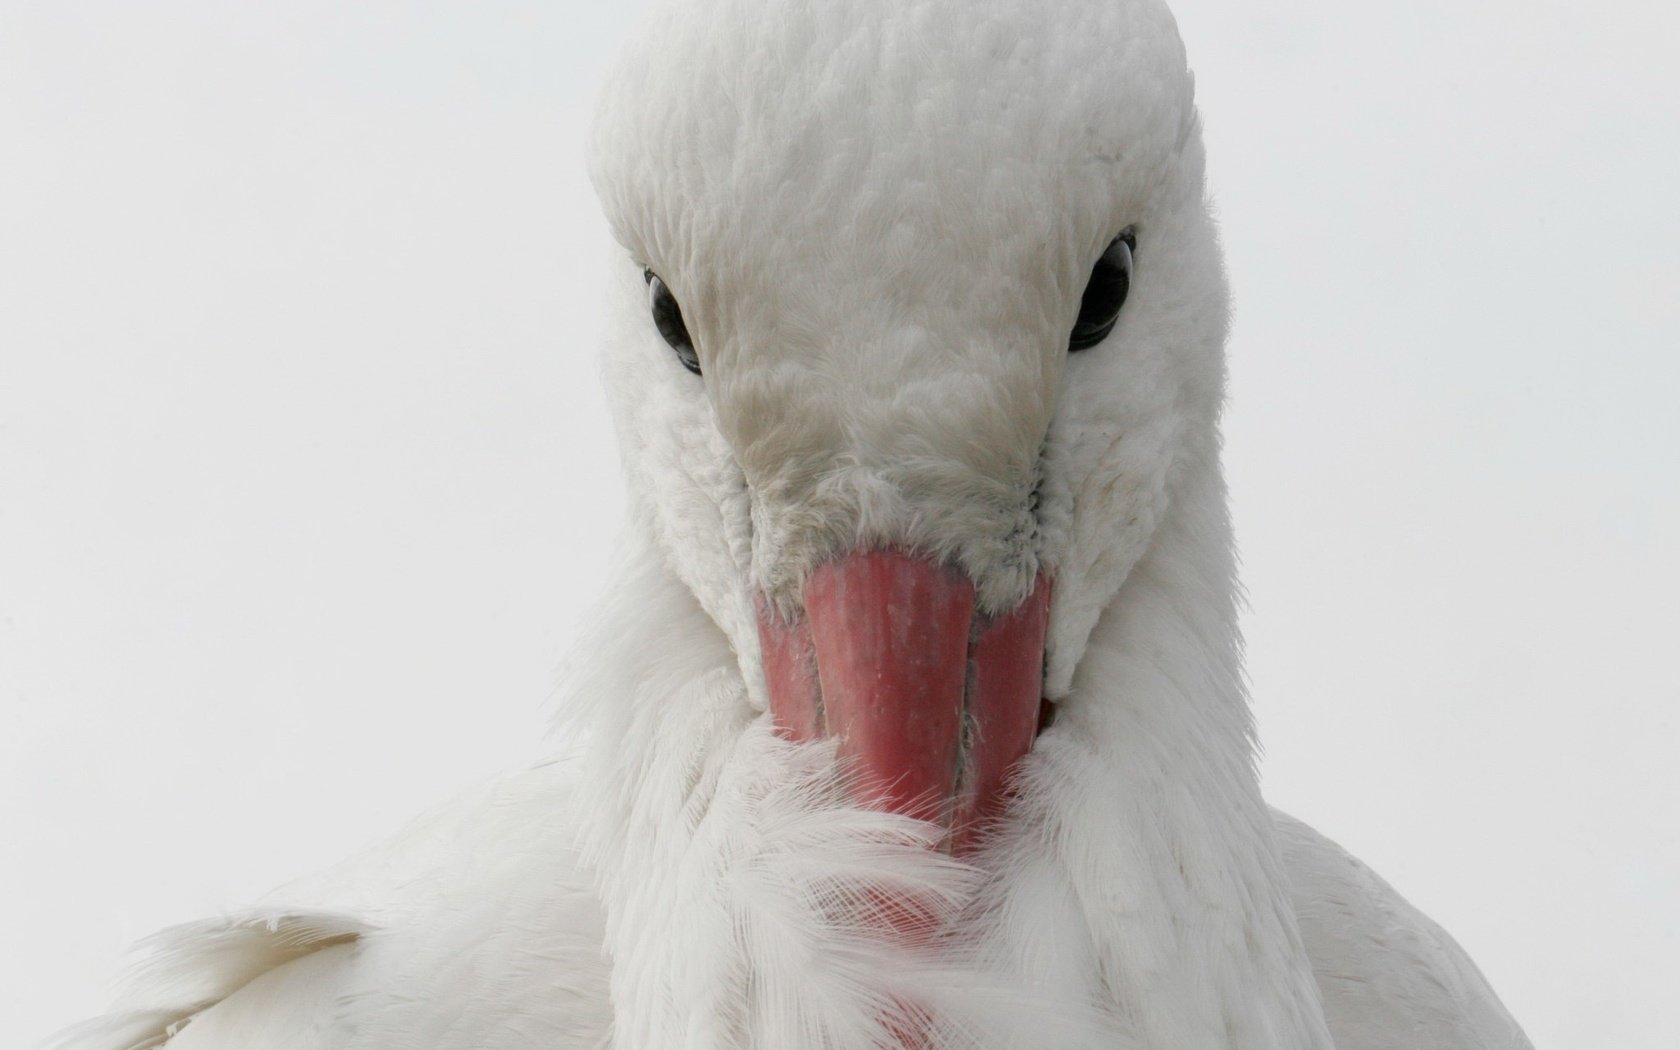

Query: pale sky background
[2,2,1675,1047]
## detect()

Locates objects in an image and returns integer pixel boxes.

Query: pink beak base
[757,550,1052,855]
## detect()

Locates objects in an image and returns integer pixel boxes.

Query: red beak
[757,549,1051,856]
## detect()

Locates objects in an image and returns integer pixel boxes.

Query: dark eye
[644,269,700,375]
[1068,229,1136,352]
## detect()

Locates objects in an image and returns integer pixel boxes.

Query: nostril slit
[955,653,979,778]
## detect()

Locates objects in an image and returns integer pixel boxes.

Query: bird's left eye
[644,270,700,375]
[1069,229,1136,352]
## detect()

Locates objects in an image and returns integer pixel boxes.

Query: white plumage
[54,1,1531,1047]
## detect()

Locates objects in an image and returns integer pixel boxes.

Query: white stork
[54,0,1532,1047]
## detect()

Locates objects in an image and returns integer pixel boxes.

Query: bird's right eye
[644,270,700,375]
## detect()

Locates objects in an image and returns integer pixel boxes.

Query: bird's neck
[556,451,1331,1049]
[979,443,1334,1047]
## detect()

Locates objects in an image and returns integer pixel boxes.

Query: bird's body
[55,719,1526,1050]
[55,0,1531,1047]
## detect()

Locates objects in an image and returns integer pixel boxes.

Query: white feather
[50,0,1531,1047]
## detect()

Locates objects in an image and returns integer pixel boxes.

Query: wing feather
[1277,811,1532,1050]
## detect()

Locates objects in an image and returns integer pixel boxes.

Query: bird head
[590,0,1227,850]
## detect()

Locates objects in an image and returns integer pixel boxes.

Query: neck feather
[552,449,1331,1049]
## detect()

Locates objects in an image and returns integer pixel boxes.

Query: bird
[53,0,1533,1047]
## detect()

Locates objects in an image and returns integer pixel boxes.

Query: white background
[3,2,1674,1047]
